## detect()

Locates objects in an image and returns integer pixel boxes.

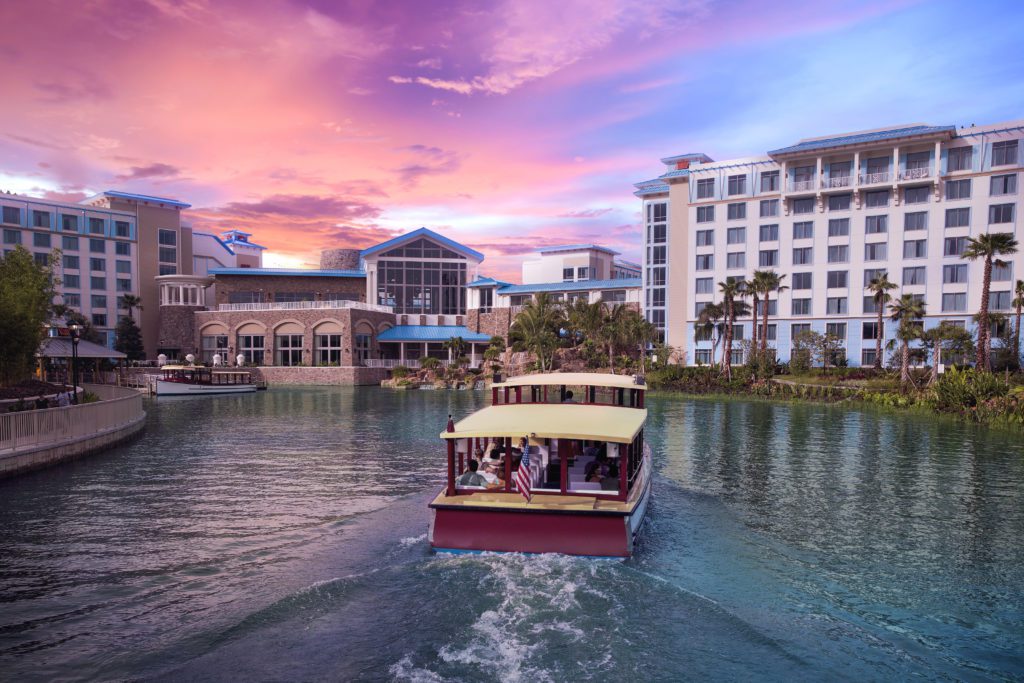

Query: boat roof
[440,404,647,444]
[492,372,646,391]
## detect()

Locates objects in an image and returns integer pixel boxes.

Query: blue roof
[614,259,641,269]
[222,229,252,237]
[102,190,191,208]
[768,125,955,156]
[657,168,691,179]
[498,278,641,295]
[633,179,669,197]
[466,276,510,288]
[377,325,492,343]
[209,267,365,277]
[223,235,267,250]
[536,244,619,256]
[659,153,712,165]
[192,231,235,256]
[361,227,485,261]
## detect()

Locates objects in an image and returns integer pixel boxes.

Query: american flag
[515,447,534,502]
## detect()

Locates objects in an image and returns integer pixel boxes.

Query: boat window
[567,441,621,494]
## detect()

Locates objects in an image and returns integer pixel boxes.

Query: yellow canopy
[440,403,646,444]
[492,372,646,391]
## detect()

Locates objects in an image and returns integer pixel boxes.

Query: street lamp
[69,323,81,405]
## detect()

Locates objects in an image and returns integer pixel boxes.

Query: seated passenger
[481,447,502,467]
[585,451,609,480]
[456,460,487,487]
[561,390,576,403]
[601,463,620,491]
[479,462,504,488]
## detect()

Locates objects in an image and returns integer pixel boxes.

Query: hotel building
[636,120,1023,366]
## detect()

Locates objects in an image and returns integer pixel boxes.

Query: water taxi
[429,372,651,558]
[155,365,265,396]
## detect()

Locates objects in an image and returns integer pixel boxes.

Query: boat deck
[429,490,640,514]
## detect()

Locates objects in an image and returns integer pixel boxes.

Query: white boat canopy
[440,403,647,444]
[491,372,646,391]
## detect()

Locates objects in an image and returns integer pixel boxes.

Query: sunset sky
[1,0,1022,280]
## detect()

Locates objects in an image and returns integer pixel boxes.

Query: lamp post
[69,323,81,404]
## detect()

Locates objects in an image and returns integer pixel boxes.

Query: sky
[1,0,1023,281]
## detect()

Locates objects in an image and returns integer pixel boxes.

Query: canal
[0,387,1022,681]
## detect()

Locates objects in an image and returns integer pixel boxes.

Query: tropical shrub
[928,367,1008,411]
[420,357,441,371]
[391,365,410,378]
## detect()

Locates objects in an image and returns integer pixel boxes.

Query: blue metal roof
[223,236,267,250]
[360,227,485,261]
[377,325,492,343]
[498,277,641,295]
[768,125,955,156]
[222,229,252,237]
[657,168,691,179]
[536,244,619,256]
[192,231,236,256]
[466,276,510,288]
[209,267,365,277]
[633,180,669,197]
[102,190,191,208]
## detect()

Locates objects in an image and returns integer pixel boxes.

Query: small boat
[155,365,265,396]
[429,372,651,558]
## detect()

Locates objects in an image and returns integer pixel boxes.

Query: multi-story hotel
[636,120,1023,366]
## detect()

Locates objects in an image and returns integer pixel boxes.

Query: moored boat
[155,365,265,396]
[429,372,651,558]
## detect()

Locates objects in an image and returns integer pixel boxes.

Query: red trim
[446,440,456,496]
[504,438,512,492]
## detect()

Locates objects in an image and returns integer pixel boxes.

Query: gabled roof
[768,125,956,157]
[614,259,641,270]
[466,276,511,288]
[100,190,191,208]
[536,244,619,256]
[377,325,491,343]
[361,227,485,261]
[192,231,236,256]
[38,337,126,359]
[497,277,641,295]
[208,267,365,277]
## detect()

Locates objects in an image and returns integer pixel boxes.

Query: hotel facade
[636,120,1024,367]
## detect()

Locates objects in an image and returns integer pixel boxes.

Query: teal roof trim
[102,190,191,208]
[768,125,955,156]
[361,227,485,261]
[536,244,619,256]
[466,276,510,288]
[377,325,492,343]
[209,268,365,277]
[498,278,641,295]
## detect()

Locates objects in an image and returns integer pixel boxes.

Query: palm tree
[442,336,466,363]
[756,271,786,354]
[694,302,725,366]
[1013,279,1024,365]
[888,294,926,388]
[619,309,658,372]
[745,276,760,351]
[920,322,974,385]
[565,297,604,350]
[121,294,143,319]
[865,271,898,370]
[718,277,744,380]
[963,232,1019,370]
[598,304,631,371]
[511,292,563,372]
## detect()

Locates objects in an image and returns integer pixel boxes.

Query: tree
[962,232,1018,370]
[565,298,605,350]
[618,308,658,372]
[0,246,56,385]
[745,277,760,351]
[114,316,145,360]
[120,294,143,319]
[888,294,927,388]
[510,292,563,372]
[442,336,466,362]
[717,277,745,380]
[920,322,975,385]
[1013,279,1024,365]
[597,304,629,371]
[64,310,105,345]
[865,271,898,370]
[753,270,786,354]
[694,302,725,366]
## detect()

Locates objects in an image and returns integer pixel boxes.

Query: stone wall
[249,366,388,386]
[319,249,362,270]
[465,308,515,339]
[213,274,367,306]
[158,305,205,355]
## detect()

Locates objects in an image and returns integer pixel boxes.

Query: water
[1,388,1022,681]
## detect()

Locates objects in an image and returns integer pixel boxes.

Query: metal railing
[823,176,852,188]
[0,385,144,453]
[216,300,393,313]
[789,179,815,192]
[900,167,931,180]
[364,357,482,369]
[860,172,890,185]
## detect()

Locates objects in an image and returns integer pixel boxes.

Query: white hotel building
[636,120,1023,367]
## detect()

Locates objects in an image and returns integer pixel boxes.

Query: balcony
[859,172,890,186]
[820,175,852,192]
[216,299,392,313]
[789,179,816,192]
[898,167,932,182]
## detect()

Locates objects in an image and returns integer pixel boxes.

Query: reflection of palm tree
[963,232,1018,369]
[888,294,926,387]
[511,293,563,372]
[866,272,897,370]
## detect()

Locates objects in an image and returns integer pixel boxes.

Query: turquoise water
[0,387,1022,681]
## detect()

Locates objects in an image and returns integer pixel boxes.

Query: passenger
[562,390,576,403]
[456,460,487,487]
[585,451,609,480]
[56,389,71,407]
[479,462,504,488]
[601,463,620,491]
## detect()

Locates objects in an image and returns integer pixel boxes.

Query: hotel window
[865,190,889,208]
[696,229,714,247]
[944,237,968,256]
[943,264,968,283]
[793,165,814,186]
[563,267,574,282]
[904,186,929,204]
[903,239,927,259]
[992,140,1018,166]
[727,175,746,195]
[115,242,131,256]
[33,232,50,248]
[651,202,667,222]
[828,245,849,263]
[479,287,494,312]
[759,250,778,267]
[759,224,779,242]
[509,294,532,306]
[601,289,627,303]
[649,288,665,306]
[228,291,263,304]
[90,257,105,271]
[992,261,1012,282]
[727,203,746,220]
[62,235,78,251]
[64,274,80,289]
[63,293,80,308]
[906,151,930,172]
[902,266,926,286]
[90,238,105,253]
[159,265,177,276]
[32,252,48,266]
[201,335,229,364]
[791,198,814,215]
[792,299,811,316]
[863,295,880,314]
[2,206,20,224]
[650,245,666,264]
[354,332,372,364]
[116,260,131,275]
[864,243,887,261]
[32,211,50,228]
[60,214,78,232]
[726,252,744,269]
[696,178,715,199]
[92,313,107,327]
[947,146,972,171]
[828,218,850,236]
[238,334,265,365]
[694,349,712,365]
[91,295,107,309]
[648,309,665,327]
[727,227,746,244]
[793,222,813,240]
[649,224,667,243]
[904,212,927,231]
[696,254,713,270]
[63,255,79,269]
[158,229,178,274]
[754,300,778,316]
[862,322,880,340]
[576,267,589,280]
[695,277,713,294]
[861,349,877,366]
[792,247,812,265]
[760,171,779,192]
[992,291,1012,310]
[732,326,745,341]
[945,208,970,228]
[115,221,131,238]
[2,228,19,244]
[760,199,779,217]
[695,301,708,317]
[826,297,847,315]
[274,292,316,304]
[791,272,812,289]
[650,267,666,285]
[942,293,967,312]
[89,217,104,234]
[825,322,847,339]
[696,205,715,222]
[829,162,852,182]
[117,279,132,292]
[991,174,1017,196]
[275,334,304,366]
[827,270,848,288]
[866,157,889,178]
[989,204,1014,224]
[828,194,852,211]
[946,179,971,200]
